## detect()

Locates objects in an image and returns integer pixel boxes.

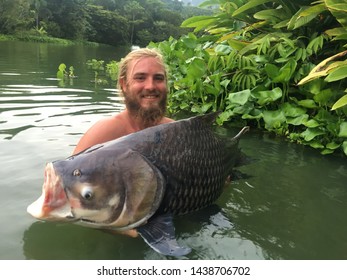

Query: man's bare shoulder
[160,116,175,124]
[73,112,174,155]
[90,113,129,137]
[72,113,127,154]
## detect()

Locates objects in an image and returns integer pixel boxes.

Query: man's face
[121,57,168,127]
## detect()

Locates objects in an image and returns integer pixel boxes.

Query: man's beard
[124,91,167,128]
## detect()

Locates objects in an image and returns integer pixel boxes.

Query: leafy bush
[149,0,347,156]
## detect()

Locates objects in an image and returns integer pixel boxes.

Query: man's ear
[119,77,126,92]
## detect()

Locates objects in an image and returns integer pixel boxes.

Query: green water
[0,41,346,260]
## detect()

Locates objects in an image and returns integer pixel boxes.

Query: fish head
[27,148,166,230]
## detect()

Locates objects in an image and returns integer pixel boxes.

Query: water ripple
[0,84,124,141]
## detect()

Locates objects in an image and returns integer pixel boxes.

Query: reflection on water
[225,133,347,260]
[1,41,347,260]
[0,84,124,140]
[23,222,149,260]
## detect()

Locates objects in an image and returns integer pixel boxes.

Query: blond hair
[117,48,168,91]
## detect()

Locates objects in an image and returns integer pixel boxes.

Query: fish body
[27,112,249,256]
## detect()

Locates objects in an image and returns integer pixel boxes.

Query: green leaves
[325,0,347,27]
[181,16,216,32]
[57,63,67,80]
[232,0,272,17]
[56,63,75,87]
[263,110,286,129]
[265,59,297,83]
[332,94,347,110]
[227,89,251,105]
[298,50,347,85]
[287,5,325,30]
[301,128,326,141]
[338,122,347,137]
[252,87,282,105]
[149,0,347,156]
[186,57,206,78]
[324,64,347,82]
[298,50,347,111]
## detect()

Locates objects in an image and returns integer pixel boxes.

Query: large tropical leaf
[287,6,319,30]
[325,0,347,27]
[232,0,272,17]
[325,63,347,82]
[199,0,224,7]
[181,16,217,32]
[338,122,347,137]
[332,94,347,110]
[227,89,251,105]
[325,27,347,40]
[301,127,326,141]
[263,109,286,129]
[253,87,283,105]
[253,8,287,24]
[299,2,327,17]
[298,50,347,85]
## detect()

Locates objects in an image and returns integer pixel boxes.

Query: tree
[86,5,128,46]
[124,1,146,45]
[0,0,212,46]
[0,0,32,34]
[91,0,117,10]
[45,0,90,40]
[30,0,47,30]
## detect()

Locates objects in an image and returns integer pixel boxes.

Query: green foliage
[30,26,47,36]
[0,0,32,34]
[44,0,91,40]
[86,5,128,46]
[57,63,75,86]
[86,59,119,85]
[298,50,347,110]
[151,0,347,156]
[0,0,213,46]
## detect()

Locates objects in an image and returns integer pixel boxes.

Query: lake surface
[0,40,346,260]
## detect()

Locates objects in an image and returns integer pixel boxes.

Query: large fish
[27,112,249,257]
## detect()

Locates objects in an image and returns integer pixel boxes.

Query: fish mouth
[27,162,74,221]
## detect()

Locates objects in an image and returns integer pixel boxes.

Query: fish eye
[73,169,81,176]
[81,187,93,200]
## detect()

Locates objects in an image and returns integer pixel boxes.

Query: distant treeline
[0,0,213,46]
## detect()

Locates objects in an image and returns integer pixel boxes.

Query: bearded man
[73,48,173,155]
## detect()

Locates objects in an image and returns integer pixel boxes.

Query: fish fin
[197,111,221,125]
[137,214,191,257]
[228,169,253,181]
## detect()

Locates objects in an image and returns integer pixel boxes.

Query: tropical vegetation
[147,0,346,156]
[0,0,212,46]
[1,0,346,156]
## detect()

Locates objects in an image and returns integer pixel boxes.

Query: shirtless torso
[72,110,173,155]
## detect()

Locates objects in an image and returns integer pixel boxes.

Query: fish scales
[96,115,224,215]
[124,120,224,215]
[27,112,249,256]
